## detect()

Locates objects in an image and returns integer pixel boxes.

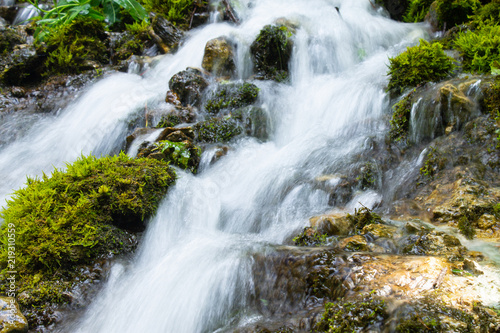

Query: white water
[0,0,440,331]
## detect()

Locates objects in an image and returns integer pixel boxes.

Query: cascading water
[15,0,434,331]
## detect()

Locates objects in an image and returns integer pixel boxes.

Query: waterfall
[0,0,432,331]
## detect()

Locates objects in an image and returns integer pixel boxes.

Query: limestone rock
[362,223,396,239]
[309,213,353,236]
[0,297,28,333]
[201,36,235,77]
[338,235,369,251]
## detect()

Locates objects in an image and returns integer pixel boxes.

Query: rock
[201,36,235,77]
[476,213,497,230]
[168,68,209,107]
[204,82,259,115]
[193,117,242,143]
[338,235,369,251]
[361,223,396,239]
[438,83,476,132]
[157,126,194,141]
[0,297,28,333]
[0,6,19,24]
[0,26,24,54]
[0,44,44,86]
[250,24,294,82]
[463,258,484,275]
[400,230,466,260]
[377,0,409,21]
[151,14,183,54]
[309,213,353,236]
[234,106,269,140]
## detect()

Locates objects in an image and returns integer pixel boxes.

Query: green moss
[293,227,327,246]
[205,82,260,115]
[455,24,500,73]
[193,117,242,143]
[458,206,477,239]
[471,0,500,26]
[113,21,153,63]
[420,147,447,179]
[0,28,24,55]
[42,17,110,76]
[141,0,194,27]
[0,153,175,274]
[387,39,455,93]
[389,90,414,142]
[396,314,443,332]
[347,207,383,234]
[315,294,388,332]
[436,0,480,28]
[403,0,434,22]
[157,114,182,128]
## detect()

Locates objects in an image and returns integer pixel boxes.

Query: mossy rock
[250,24,293,82]
[204,82,259,115]
[346,207,384,234]
[387,39,455,94]
[112,22,154,63]
[193,117,242,143]
[0,27,24,55]
[389,89,415,143]
[41,17,110,76]
[292,227,327,246]
[0,46,44,86]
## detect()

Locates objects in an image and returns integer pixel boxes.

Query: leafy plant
[27,0,147,41]
[347,207,383,234]
[293,227,327,246]
[153,140,194,169]
[471,0,500,27]
[387,39,455,93]
[455,23,500,73]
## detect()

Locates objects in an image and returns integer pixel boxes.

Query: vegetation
[315,294,388,332]
[387,39,455,93]
[41,17,110,75]
[153,140,200,172]
[205,82,260,115]
[141,0,194,27]
[403,0,434,22]
[346,207,383,234]
[194,117,242,143]
[455,24,500,74]
[113,21,154,63]
[157,114,182,128]
[0,28,24,55]
[481,79,500,147]
[471,0,500,26]
[436,0,480,28]
[293,227,327,246]
[389,90,414,142]
[0,153,175,274]
[420,147,447,179]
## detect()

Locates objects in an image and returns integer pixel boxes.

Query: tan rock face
[309,213,353,235]
[201,37,235,77]
[0,297,28,333]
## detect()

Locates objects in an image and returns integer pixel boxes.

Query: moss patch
[387,39,455,93]
[389,90,415,142]
[205,82,259,115]
[346,207,383,234]
[194,117,242,143]
[455,24,500,74]
[292,227,327,246]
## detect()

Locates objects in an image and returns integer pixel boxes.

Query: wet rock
[168,67,209,107]
[0,297,28,333]
[400,230,466,260]
[309,213,353,236]
[477,213,497,230]
[338,235,369,251]
[463,258,484,275]
[151,14,183,54]
[193,117,242,143]
[250,24,293,82]
[233,106,269,140]
[0,44,44,86]
[0,6,19,24]
[205,82,259,114]
[201,36,235,77]
[0,26,24,54]
[361,223,396,239]
[377,0,409,21]
[438,83,476,132]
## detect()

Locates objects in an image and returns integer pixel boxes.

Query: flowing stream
[0,0,463,331]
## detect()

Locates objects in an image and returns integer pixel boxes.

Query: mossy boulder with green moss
[0,46,45,86]
[41,17,110,76]
[0,153,175,327]
[193,117,242,143]
[389,89,415,142]
[0,27,24,55]
[387,39,455,93]
[112,21,155,63]
[204,82,259,115]
[143,0,196,28]
[250,24,293,82]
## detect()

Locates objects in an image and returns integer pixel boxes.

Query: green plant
[403,0,434,22]
[157,114,182,128]
[194,117,242,143]
[455,24,500,73]
[28,0,147,41]
[420,147,447,179]
[389,90,415,142]
[436,0,480,28]
[471,0,500,26]
[293,227,327,246]
[458,206,477,239]
[153,140,193,169]
[387,39,455,93]
[141,0,194,26]
[205,82,260,115]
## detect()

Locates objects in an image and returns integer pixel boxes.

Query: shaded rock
[378,0,409,21]
[201,36,235,77]
[233,106,269,140]
[250,24,293,82]
[0,297,28,333]
[309,213,353,236]
[168,67,209,107]
[0,6,19,24]
[0,45,44,86]
[0,27,24,54]
[151,14,183,53]
[463,258,484,275]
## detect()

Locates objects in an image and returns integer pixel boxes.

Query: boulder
[0,44,43,86]
[0,297,28,333]
[250,24,293,82]
[309,213,353,236]
[378,0,409,21]
[361,223,397,239]
[338,235,369,251]
[151,14,183,54]
[201,36,235,77]
[204,82,259,115]
[168,67,209,107]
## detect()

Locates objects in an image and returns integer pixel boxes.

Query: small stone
[0,296,28,333]
[309,214,353,236]
[477,214,497,230]
[463,258,483,275]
